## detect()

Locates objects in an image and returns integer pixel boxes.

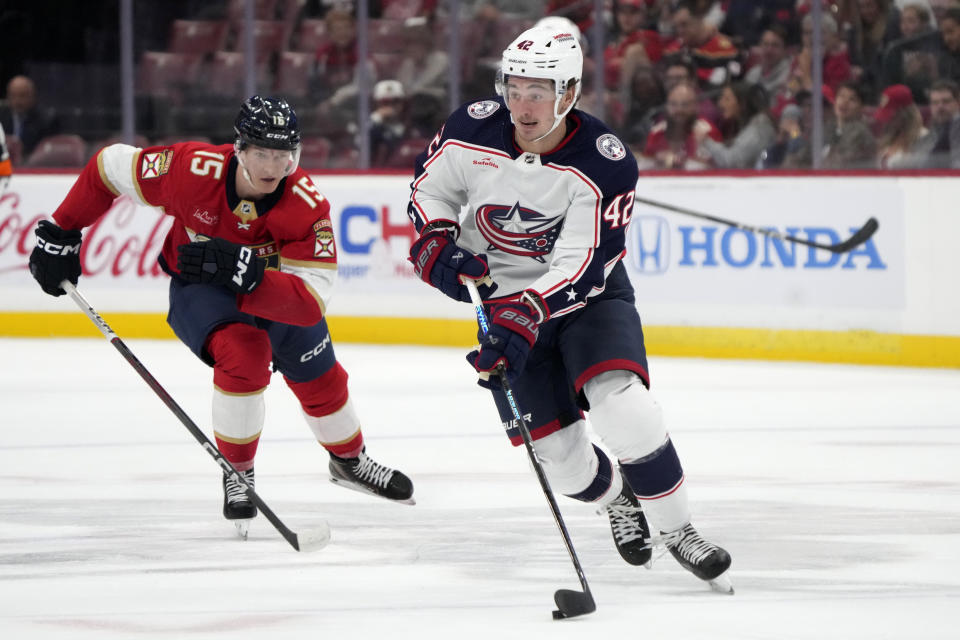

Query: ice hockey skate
[663,523,733,594]
[222,468,257,539]
[604,484,652,567]
[329,448,415,504]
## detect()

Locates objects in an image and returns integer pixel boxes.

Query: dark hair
[929,79,960,100]
[722,81,773,130]
[836,81,868,104]
[763,23,788,46]
[943,8,960,26]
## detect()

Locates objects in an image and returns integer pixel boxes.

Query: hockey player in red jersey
[29,96,414,537]
[407,26,732,592]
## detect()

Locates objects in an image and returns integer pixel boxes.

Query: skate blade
[708,572,734,595]
[329,477,416,505]
[232,518,253,540]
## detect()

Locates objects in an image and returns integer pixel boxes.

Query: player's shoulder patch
[596,134,627,161]
[467,100,500,119]
[140,149,174,179]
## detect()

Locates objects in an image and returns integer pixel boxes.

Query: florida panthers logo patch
[467,100,500,119]
[475,202,564,262]
[596,134,627,161]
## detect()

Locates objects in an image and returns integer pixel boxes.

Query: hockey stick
[61,280,331,552]
[462,279,596,620]
[633,195,879,254]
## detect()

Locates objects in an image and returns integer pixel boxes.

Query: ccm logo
[300,335,332,362]
[37,237,80,256]
[232,246,253,288]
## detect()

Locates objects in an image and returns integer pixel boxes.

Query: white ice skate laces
[352,451,396,489]
[660,524,719,565]
[602,494,649,546]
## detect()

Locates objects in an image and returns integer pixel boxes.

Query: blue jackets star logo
[475,202,564,262]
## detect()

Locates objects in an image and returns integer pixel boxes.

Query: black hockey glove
[467,301,539,385]
[176,238,265,294]
[409,229,497,302]
[29,219,83,297]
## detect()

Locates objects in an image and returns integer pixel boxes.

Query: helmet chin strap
[234,144,259,192]
[509,90,574,145]
[531,103,570,143]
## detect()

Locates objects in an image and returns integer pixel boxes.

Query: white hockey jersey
[407,97,638,322]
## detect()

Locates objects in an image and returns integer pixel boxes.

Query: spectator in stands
[606,0,663,128]
[661,56,722,120]
[873,83,930,166]
[313,9,378,132]
[394,18,449,104]
[663,2,741,87]
[790,12,852,94]
[917,78,960,166]
[0,75,60,157]
[312,8,364,102]
[824,81,878,167]
[881,7,960,101]
[637,80,722,169]
[694,82,777,167]
[369,79,408,166]
[757,102,809,168]
[744,25,794,97]
[847,0,902,88]
[899,2,935,38]
[720,0,797,49]
[607,0,663,93]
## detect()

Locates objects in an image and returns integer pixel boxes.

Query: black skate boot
[222,468,256,539]
[664,523,733,594]
[329,448,414,504]
[604,484,652,566]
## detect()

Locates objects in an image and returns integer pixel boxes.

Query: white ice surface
[1,338,958,639]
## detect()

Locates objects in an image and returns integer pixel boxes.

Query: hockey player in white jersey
[406,25,732,592]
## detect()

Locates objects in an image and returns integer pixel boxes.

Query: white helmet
[496,25,584,140]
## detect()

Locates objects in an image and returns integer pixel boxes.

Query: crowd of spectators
[2,0,960,169]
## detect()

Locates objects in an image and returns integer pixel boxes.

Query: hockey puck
[552,610,566,620]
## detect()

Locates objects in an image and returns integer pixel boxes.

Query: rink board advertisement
[1,172,957,366]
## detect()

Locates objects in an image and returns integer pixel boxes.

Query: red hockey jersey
[52,142,337,326]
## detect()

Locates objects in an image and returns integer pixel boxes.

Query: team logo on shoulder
[475,202,564,263]
[140,149,173,179]
[467,100,500,119]
[596,134,627,161]
[314,221,336,258]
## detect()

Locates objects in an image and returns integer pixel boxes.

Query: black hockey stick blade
[552,589,596,620]
[825,216,879,253]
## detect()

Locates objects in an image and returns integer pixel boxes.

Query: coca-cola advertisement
[0,173,461,318]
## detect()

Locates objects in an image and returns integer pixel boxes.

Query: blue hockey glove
[466,301,539,384]
[177,238,265,294]
[409,229,497,302]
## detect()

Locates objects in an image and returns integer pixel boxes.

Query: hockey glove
[409,229,497,302]
[466,301,539,385]
[177,238,265,294]
[29,219,83,297]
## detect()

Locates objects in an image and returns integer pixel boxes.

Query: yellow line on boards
[2,312,958,369]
